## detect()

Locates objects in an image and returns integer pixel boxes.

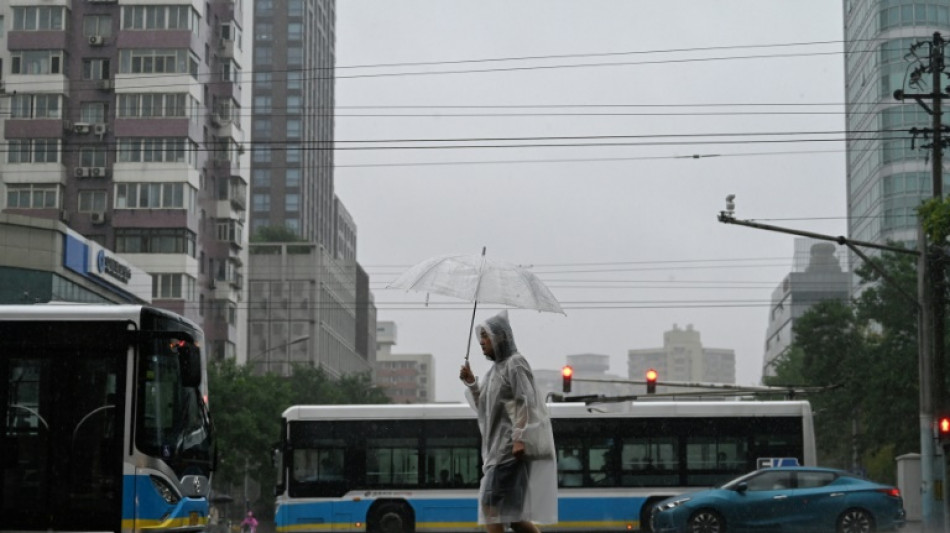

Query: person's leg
[485,524,507,533]
[510,521,541,533]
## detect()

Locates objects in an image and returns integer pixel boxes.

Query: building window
[287,119,301,139]
[256,0,274,15]
[256,22,273,41]
[254,46,272,65]
[286,144,302,163]
[121,6,196,30]
[83,15,113,37]
[252,193,270,211]
[83,58,111,80]
[287,70,303,91]
[252,146,272,163]
[287,22,302,40]
[81,102,108,124]
[253,169,271,187]
[80,147,108,167]
[117,137,196,164]
[254,72,272,87]
[287,46,303,66]
[115,182,188,208]
[216,220,244,243]
[6,184,59,208]
[11,51,63,75]
[119,49,198,77]
[286,168,300,187]
[254,95,272,114]
[152,273,196,300]
[8,139,59,163]
[11,94,62,119]
[12,6,65,30]
[254,118,272,137]
[78,190,108,212]
[118,93,188,117]
[286,193,299,212]
[115,228,196,256]
[287,95,302,114]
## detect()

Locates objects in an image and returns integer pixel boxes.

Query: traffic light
[646,369,658,394]
[937,415,950,443]
[562,365,574,393]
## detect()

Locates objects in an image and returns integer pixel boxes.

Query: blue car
[651,466,905,533]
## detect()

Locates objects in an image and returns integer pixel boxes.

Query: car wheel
[369,502,415,533]
[687,509,725,533]
[837,508,875,533]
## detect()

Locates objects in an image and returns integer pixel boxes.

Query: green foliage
[250,225,304,243]
[772,251,920,476]
[208,360,389,521]
[919,196,950,244]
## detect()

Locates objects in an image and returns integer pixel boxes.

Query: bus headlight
[658,497,690,511]
[150,475,181,504]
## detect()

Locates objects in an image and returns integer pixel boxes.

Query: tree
[208,360,389,521]
[768,249,920,483]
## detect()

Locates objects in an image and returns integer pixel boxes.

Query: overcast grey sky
[333,1,847,402]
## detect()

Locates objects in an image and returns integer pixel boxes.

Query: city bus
[274,400,815,533]
[0,304,215,533]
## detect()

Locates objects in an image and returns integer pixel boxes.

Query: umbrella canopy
[389,251,564,360]
[389,253,564,314]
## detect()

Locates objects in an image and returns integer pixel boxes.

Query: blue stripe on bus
[121,474,209,527]
[276,495,646,532]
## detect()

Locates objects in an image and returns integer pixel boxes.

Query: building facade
[627,324,736,393]
[0,0,252,362]
[762,239,850,378]
[844,1,950,250]
[247,242,373,377]
[0,213,152,304]
[374,321,435,403]
[248,0,352,256]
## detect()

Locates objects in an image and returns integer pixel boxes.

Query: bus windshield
[137,337,213,478]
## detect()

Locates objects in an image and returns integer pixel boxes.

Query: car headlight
[658,497,691,511]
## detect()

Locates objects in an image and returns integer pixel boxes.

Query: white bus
[0,304,215,533]
[274,400,815,533]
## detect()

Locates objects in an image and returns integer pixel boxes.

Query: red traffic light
[938,416,950,438]
[562,365,573,393]
[646,368,658,394]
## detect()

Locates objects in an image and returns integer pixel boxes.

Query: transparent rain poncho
[463,311,558,525]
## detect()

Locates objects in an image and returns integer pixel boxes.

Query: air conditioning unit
[90,211,107,225]
[90,166,107,177]
[93,123,108,136]
[74,167,88,178]
[60,210,70,223]
[74,123,91,134]
[89,35,105,46]
[98,79,113,91]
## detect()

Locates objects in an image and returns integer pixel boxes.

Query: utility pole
[894,31,948,533]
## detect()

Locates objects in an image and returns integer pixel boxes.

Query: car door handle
[773,495,788,500]
[830,492,845,497]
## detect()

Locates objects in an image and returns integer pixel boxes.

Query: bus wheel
[640,497,667,533]
[369,501,415,533]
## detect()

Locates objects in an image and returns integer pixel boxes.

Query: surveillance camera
[725,194,736,214]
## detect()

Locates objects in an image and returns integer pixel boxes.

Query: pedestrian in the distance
[459,310,557,532]
[240,511,258,533]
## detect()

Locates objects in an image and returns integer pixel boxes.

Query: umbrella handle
[465,300,478,362]
[465,247,486,363]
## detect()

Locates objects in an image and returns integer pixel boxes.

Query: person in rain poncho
[459,311,558,532]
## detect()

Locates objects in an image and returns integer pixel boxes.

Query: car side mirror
[735,481,748,493]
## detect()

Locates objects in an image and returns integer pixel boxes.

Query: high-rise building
[374,321,435,403]
[627,324,736,390]
[248,0,347,252]
[762,239,850,378]
[247,0,374,376]
[844,1,950,250]
[0,1,252,361]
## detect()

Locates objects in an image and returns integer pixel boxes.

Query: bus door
[0,321,128,532]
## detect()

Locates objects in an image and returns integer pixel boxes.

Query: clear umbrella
[389,248,565,361]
